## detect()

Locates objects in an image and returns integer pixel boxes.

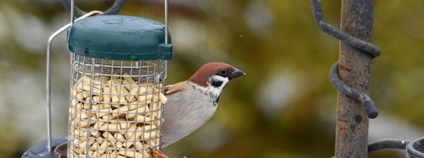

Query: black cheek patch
[211,80,223,88]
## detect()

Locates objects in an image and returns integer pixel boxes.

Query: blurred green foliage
[0,0,423,158]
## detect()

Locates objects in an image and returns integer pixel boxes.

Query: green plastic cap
[68,15,172,61]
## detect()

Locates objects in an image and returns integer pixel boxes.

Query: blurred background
[1,0,424,157]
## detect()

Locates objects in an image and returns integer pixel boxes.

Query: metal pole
[163,0,169,81]
[335,0,375,157]
[164,0,169,45]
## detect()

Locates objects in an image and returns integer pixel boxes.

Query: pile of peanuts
[69,73,166,158]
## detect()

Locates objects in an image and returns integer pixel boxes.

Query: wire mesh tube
[68,54,167,158]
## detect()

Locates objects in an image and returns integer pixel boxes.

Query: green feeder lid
[68,15,172,61]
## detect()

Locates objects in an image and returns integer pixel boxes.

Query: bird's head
[188,62,245,89]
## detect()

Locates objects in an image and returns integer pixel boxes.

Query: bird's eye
[220,69,228,75]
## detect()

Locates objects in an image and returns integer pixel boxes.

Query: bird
[54,62,245,157]
[161,62,245,147]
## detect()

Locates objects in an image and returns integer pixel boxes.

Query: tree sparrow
[54,62,245,157]
[161,62,245,147]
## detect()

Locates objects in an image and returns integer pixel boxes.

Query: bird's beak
[230,68,246,79]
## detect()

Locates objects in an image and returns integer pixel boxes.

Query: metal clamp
[310,0,380,119]
[61,0,126,18]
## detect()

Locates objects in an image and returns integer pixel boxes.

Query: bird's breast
[161,88,218,147]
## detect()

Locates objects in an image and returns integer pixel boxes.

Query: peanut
[69,73,166,158]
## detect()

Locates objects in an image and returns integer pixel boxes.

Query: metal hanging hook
[46,10,103,152]
[310,0,381,119]
[61,0,126,18]
[329,63,378,118]
[310,0,381,58]
[368,139,410,152]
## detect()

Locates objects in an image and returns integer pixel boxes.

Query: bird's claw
[151,148,168,158]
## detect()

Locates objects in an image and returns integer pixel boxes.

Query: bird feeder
[66,15,172,157]
[22,3,172,157]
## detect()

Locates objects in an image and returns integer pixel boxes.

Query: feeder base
[22,134,67,158]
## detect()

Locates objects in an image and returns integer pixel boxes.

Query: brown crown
[188,62,235,87]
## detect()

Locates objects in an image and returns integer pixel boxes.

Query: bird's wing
[164,81,188,95]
